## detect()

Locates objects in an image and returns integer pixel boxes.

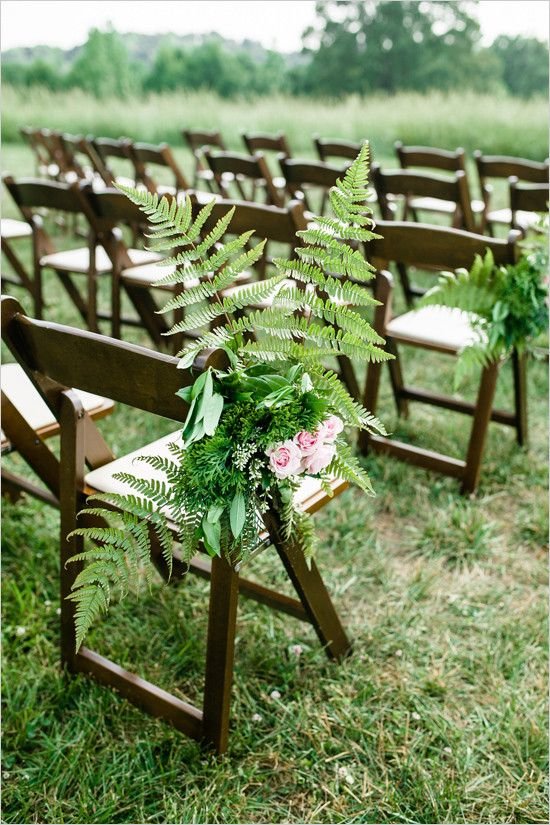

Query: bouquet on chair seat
[68,144,393,647]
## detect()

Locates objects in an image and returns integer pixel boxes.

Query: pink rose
[294,429,323,455]
[266,440,303,479]
[318,414,344,442]
[301,443,336,475]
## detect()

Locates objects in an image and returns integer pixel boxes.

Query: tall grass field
[1,94,548,824]
[2,86,548,159]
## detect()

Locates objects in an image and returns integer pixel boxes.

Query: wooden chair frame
[313,136,364,165]
[360,221,524,494]
[279,156,344,214]
[204,150,284,207]
[1,218,34,296]
[127,141,191,195]
[2,295,351,754]
[91,137,136,188]
[474,152,549,235]
[182,129,226,191]
[509,177,549,232]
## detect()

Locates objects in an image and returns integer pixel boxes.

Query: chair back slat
[368,220,519,271]
[243,132,291,158]
[395,142,466,173]
[474,152,549,184]
[509,177,549,225]
[1,297,223,421]
[129,142,190,192]
[3,175,89,216]
[314,137,364,163]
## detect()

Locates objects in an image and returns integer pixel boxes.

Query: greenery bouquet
[68,145,392,647]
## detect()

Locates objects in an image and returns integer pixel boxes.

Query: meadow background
[1,1,549,821]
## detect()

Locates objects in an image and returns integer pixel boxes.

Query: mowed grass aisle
[1,130,548,824]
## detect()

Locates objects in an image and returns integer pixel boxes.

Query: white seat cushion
[487,207,540,229]
[408,197,485,214]
[1,363,114,444]
[386,305,483,352]
[39,246,160,275]
[85,431,346,516]
[1,218,32,240]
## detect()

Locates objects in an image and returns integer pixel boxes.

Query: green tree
[296,0,497,96]
[489,35,549,98]
[66,27,139,98]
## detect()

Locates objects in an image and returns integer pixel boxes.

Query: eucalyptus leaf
[201,516,221,557]
[203,392,224,436]
[229,491,246,539]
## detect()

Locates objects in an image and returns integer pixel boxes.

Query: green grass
[1,140,548,824]
[2,85,548,159]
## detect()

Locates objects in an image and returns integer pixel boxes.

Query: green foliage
[67,145,392,646]
[489,35,550,99]
[420,231,549,387]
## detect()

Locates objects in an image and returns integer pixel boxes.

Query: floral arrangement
[420,219,549,387]
[68,145,392,647]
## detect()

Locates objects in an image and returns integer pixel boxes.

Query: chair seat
[1,363,114,449]
[386,305,483,353]
[1,218,33,240]
[85,431,346,519]
[487,207,540,229]
[40,246,160,275]
[408,196,485,214]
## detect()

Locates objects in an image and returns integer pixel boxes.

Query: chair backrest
[509,177,549,229]
[367,219,519,273]
[395,142,466,173]
[127,142,191,193]
[205,150,284,206]
[20,126,56,174]
[56,133,90,181]
[3,175,91,222]
[92,137,135,186]
[474,152,549,186]
[279,157,344,214]
[183,128,226,153]
[313,137,363,164]
[1,295,224,466]
[371,165,476,232]
[242,132,291,158]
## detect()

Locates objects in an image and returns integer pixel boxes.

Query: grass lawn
[1,139,548,824]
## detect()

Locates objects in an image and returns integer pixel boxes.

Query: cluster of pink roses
[266,415,344,479]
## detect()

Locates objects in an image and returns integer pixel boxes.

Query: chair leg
[461,361,499,495]
[59,393,87,670]
[386,338,409,418]
[202,555,240,755]
[264,511,351,661]
[512,349,528,447]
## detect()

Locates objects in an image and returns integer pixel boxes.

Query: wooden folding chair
[394,142,485,225]
[509,177,549,233]
[279,156,344,214]
[313,136,365,166]
[1,361,114,507]
[372,164,478,232]
[126,142,191,196]
[241,132,290,196]
[1,295,351,754]
[91,137,137,188]
[3,176,159,331]
[182,128,226,191]
[359,221,522,493]
[474,152,549,235]
[204,150,284,207]
[1,218,34,297]
[19,127,62,180]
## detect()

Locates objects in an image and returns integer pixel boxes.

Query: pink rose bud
[301,442,336,475]
[318,415,344,442]
[294,429,323,455]
[266,440,303,479]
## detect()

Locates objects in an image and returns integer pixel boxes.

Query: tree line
[2,1,548,99]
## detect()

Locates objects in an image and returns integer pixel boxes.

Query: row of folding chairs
[1,172,531,497]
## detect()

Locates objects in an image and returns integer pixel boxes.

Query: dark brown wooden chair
[204,150,284,206]
[126,142,191,196]
[394,143,485,225]
[509,177,549,232]
[372,163,478,233]
[313,136,365,166]
[91,137,136,188]
[279,156,345,214]
[182,128,226,191]
[20,126,56,178]
[1,294,351,754]
[360,221,523,494]
[474,152,549,235]
[1,361,114,507]
[3,176,158,332]
[241,132,290,197]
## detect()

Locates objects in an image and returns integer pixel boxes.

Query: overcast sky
[1,1,548,53]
